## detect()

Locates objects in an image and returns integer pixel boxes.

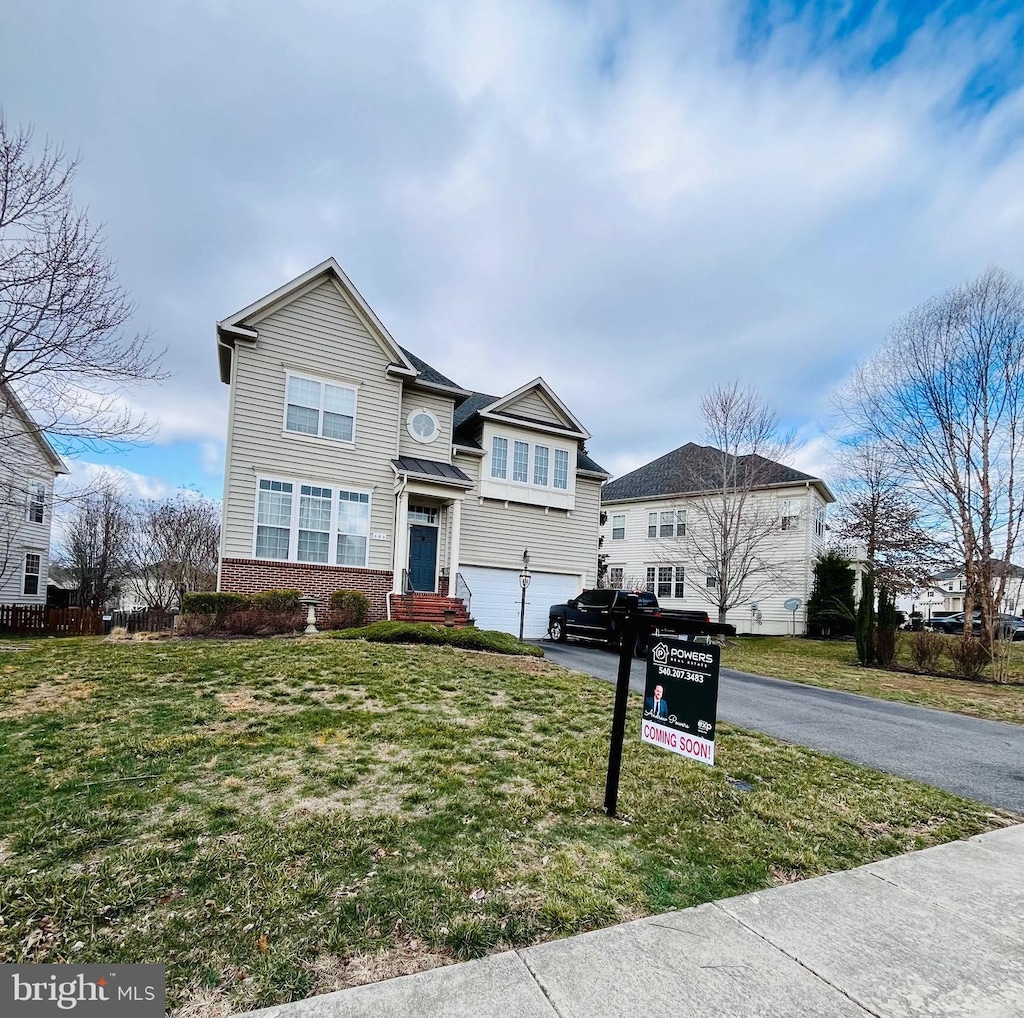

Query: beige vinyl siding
[0,409,57,604]
[222,279,401,569]
[398,391,455,463]
[456,451,600,580]
[501,388,569,428]
[600,484,827,635]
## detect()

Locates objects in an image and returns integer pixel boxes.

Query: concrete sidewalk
[241,824,1024,1018]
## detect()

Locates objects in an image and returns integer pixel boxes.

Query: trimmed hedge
[182,591,249,615]
[329,621,544,656]
[327,589,369,630]
[248,589,302,613]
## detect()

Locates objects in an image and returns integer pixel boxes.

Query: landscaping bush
[325,589,369,630]
[948,636,990,679]
[182,591,248,615]
[907,630,946,673]
[330,621,543,656]
[248,589,302,613]
[176,613,217,637]
[221,609,304,636]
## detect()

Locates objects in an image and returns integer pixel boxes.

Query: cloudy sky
[2,0,1021,500]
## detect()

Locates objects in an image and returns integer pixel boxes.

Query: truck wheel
[549,617,567,643]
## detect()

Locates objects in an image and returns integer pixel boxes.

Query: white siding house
[0,384,69,605]
[215,258,609,637]
[600,443,834,635]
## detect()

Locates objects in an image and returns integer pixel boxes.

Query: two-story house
[927,563,1024,616]
[0,383,69,605]
[600,443,834,635]
[215,258,609,637]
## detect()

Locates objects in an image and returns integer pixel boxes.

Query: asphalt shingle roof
[399,346,462,389]
[601,442,819,502]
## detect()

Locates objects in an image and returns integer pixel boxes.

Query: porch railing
[455,572,472,618]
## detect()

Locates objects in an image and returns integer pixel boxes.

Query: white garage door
[458,567,581,638]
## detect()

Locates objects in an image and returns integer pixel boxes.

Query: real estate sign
[641,638,720,766]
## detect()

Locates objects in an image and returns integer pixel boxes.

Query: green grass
[722,636,1024,725]
[0,636,1014,1016]
[328,621,543,655]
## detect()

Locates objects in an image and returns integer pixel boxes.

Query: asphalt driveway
[537,640,1024,814]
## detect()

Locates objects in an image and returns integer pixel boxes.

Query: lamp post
[518,549,531,641]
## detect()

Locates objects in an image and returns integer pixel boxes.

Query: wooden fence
[0,604,103,636]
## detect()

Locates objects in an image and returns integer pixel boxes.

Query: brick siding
[220,558,393,622]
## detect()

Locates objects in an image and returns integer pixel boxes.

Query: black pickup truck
[548,589,735,655]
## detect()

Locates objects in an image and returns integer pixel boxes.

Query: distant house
[600,443,834,635]
[0,383,69,605]
[927,563,1024,615]
[214,258,609,637]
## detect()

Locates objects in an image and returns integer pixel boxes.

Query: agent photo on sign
[644,683,669,718]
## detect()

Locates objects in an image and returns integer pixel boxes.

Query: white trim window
[491,436,508,479]
[23,553,41,596]
[611,514,626,540]
[648,510,685,538]
[608,566,624,588]
[254,476,371,567]
[533,445,549,485]
[780,498,800,531]
[814,505,826,538]
[553,449,569,490]
[649,565,685,599]
[513,441,530,483]
[26,481,45,524]
[336,490,370,567]
[706,567,718,588]
[298,485,333,563]
[285,373,356,442]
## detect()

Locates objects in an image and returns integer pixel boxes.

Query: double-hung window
[780,499,800,531]
[648,510,685,538]
[706,567,718,588]
[608,566,624,588]
[512,441,530,483]
[491,437,508,479]
[553,449,569,490]
[653,565,685,599]
[533,446,549,485]
[337,490,370,566]
[256,480,293,559]
[26,481,45,524]
[297,485,332,563]
[256,477,370,566]
[285,374,356,442]
[23,553,41,596]
[611,514,626,540]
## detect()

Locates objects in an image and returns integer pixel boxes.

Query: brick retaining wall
[220,558,393,623]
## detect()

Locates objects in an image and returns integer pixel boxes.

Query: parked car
[930,612,1024,640]
[548,588,734,655]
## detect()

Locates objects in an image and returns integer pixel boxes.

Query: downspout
[216,335,237,592]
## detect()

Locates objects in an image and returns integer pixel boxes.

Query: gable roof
[398,346,462,390]
[0,382,70,475]
[601,442,831,503]
[932,561,1024,581]
[478,378,590,439]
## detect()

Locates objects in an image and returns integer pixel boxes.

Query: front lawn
[721,636,1024,725]
[0,636,1013,1016]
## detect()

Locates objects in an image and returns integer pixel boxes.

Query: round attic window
[407,409,439,444]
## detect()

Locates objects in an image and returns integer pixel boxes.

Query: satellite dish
[784,597,802,612]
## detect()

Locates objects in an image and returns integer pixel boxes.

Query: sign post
[640,636,721,766]
[603,593,638,817]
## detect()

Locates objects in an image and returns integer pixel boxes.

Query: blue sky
[0,0,1020,503]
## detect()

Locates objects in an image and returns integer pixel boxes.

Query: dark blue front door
[409,525,438,591]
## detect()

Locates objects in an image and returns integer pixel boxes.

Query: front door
[408,525,438,592]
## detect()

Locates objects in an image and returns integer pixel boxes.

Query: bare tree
[836,267,1024,649]
[675,382,798,624]
[126,494,220,609]
[58,481,133,610]
[0,114,163,445]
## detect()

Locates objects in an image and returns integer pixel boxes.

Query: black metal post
[519,582,527,641]
[604,594,638,817]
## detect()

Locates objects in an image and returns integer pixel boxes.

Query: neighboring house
[600,443,834,635]
[925,563,1024,616]
[0,383,69,605]
[215,258,609,637]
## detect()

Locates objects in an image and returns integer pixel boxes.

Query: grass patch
[722,636,1024,725]
[328,621,543,656]
[0,635,1015,1016]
